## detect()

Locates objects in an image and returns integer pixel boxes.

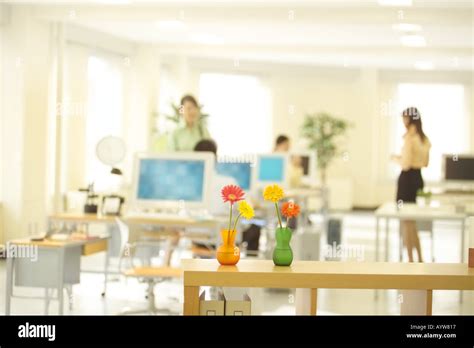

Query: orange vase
[216,229,240,265]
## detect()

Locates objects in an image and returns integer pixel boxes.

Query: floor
[1,212,472,315]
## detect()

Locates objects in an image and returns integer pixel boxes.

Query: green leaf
[300,112,350,171]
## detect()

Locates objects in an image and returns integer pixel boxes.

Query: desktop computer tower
[292,229,321,261]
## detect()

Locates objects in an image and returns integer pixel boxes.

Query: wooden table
[182,259,474,315]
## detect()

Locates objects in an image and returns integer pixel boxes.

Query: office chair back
[115,218,167,272]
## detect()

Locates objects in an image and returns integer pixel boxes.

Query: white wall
[175,58,473,207]
[1,5,56,240]
[61,26,157,194]
[0,6,4,243]
[1,7,472,231]
[269,67,381,207]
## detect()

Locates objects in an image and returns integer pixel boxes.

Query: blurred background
[0,0,473,315]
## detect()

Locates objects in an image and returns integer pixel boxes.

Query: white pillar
[1,5,56,240]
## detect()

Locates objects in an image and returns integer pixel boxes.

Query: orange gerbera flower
[221,185,245,204]
[281,201,301,219]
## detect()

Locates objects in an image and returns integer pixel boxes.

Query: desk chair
[115,219,182,314]
[191,243,215,258]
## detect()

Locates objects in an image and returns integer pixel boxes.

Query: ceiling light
[98,0,132,4]
[414,61,434,70]
[155,20,186,30]
[392,23,422,32]
[400,34,426,47]
[191,34,224,45]
[378,0,412,6]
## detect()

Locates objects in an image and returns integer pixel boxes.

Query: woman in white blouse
[392,107,431,262]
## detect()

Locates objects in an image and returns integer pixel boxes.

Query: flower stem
[228,203,233,232]
[233,213,242,232]
[275,202,283,229]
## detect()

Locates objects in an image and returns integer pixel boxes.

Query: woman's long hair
[402,107,427,142]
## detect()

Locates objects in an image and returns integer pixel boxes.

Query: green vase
[273,227,293,266]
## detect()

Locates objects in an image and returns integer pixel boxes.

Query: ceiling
[6,0,474,70]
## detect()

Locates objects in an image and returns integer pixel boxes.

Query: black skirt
[396,168,424,203]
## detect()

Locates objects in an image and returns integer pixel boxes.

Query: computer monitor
[253,153,289,188]
[131,152,214,210]
[290,151,317,185]
[443,154,474,182]
[216,161,253,191]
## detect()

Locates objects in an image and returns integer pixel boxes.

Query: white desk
[5,236,109,315]
[374,202,468,263]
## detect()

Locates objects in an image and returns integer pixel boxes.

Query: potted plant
[263,184,301,266]
[301,112,350,186]
[301,112,350,213]
[216,185,255,266]
[416,189,432,207]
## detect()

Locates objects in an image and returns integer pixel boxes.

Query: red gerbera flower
[281,201,301,219]
[221,185,245,204]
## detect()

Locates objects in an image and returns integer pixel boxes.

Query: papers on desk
[49,233,69,241]
[377,202,459,215]
[402,203,454,213]
[126,211,219,222]
[70,232,99,241]
[45,232,101,242]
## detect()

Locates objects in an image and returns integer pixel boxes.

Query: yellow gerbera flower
[263,184,284,203]
[238,201,255,220]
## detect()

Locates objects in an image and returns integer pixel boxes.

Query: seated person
[274,134,290,152]
[289,155,304,188]
[194,139,238,215]
[191,139,238,256]
[192,139,263,255]
[274,134,302,229]
[274,134,303,188]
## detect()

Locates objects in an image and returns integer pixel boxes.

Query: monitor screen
[137,158,205,202]
[216,162,252,190]
[445,156,474,181]
[258,156,285,182]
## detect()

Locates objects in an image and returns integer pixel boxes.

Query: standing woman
[169,95,210,151]
[392,107,431,262]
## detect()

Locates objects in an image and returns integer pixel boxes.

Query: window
[199,73,272,156]
[157,65,180,134]
[86,55,124,190]
[391,83,469,181]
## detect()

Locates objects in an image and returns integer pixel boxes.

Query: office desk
[48,213,116,223]
[49,212,226,259]
[374,202,468,263]
[49,212,225,232]
[5,236,109,315]
[123,213,225,229]
[286,187,323,227]
[182,259,474,315]
[48,213,115,234]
